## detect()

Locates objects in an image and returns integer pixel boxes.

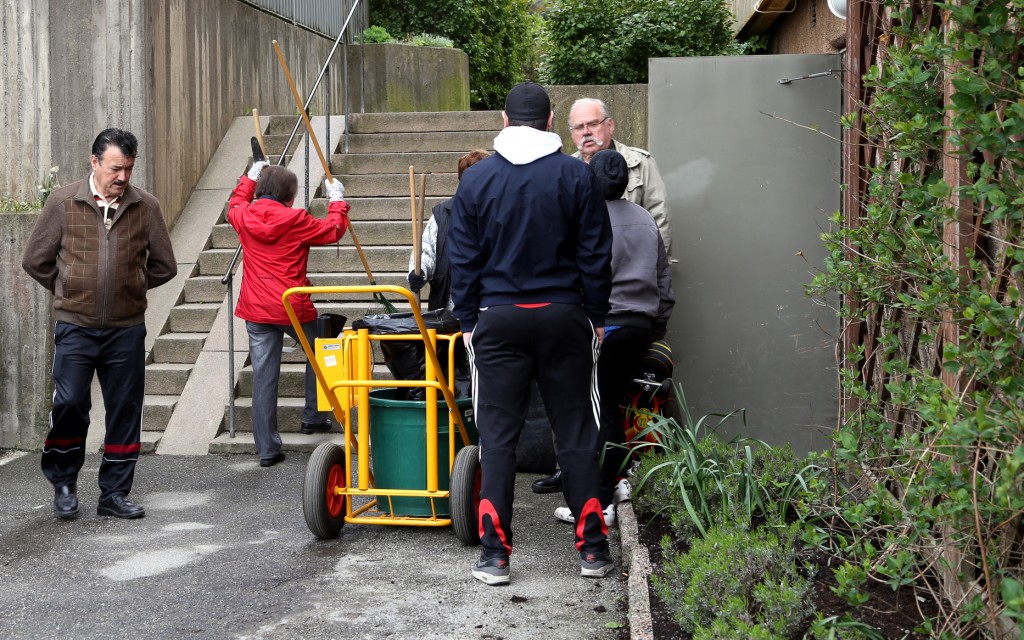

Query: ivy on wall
[810,0,1024,636]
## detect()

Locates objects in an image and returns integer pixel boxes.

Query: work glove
[408,270,426,293]
[246,137,269,181]
[325,178,345,202]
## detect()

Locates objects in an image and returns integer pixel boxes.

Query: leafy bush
[369,0,531,109]
[406,33,454,48]
[807,0,1024,634]
[629,384,814,542]
[539,0,740,85]
[359,25,395,43]
[653,524,815,637]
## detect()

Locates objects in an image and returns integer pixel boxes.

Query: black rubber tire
[303,442,346,539]
[450,445,481,545]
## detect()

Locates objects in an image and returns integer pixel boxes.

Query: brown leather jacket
[22,178,177,328]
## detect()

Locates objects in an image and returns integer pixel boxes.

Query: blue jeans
[246,320,331,459]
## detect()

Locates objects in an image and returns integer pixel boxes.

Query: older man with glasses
[567,98,671,258]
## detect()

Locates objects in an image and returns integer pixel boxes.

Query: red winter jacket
[227,175,349,325]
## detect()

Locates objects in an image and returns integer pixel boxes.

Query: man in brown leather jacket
[22,128,177,521]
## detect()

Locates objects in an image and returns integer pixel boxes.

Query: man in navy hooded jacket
[448,82,614,586]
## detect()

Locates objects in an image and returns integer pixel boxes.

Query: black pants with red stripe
[42,322,146,501]
[467,304,608,559]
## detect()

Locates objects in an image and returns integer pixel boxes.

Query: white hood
[493,126,563,165]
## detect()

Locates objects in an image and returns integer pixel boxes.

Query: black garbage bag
[352,309,469,401]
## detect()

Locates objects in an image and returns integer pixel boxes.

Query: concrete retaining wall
[0,213,54,450]
[1,0,468,230]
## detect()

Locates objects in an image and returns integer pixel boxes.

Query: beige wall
[3,0,466,230]
[0,213,55,449]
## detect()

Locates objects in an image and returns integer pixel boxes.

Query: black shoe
[54,484,79,520]
[531,470,562,494]
[259,452,286,467]
[97,493,145,519]
[300,421,331,435]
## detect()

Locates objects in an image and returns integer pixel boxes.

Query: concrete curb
[618,499,655,640]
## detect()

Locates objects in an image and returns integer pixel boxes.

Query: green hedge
[369,0,531,109]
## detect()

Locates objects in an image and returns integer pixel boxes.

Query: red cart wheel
[450,445,481,545]
[303,442,346,539]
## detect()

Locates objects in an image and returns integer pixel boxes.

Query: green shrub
[369,0,531,109]
[653,524,815,636]
[629,384,816,542]
[359,25,395,43]
[405,33,454,48]
[806,0,1024,633]
[539,0,740,85]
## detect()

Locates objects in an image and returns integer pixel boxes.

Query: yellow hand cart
[282,285,481,543]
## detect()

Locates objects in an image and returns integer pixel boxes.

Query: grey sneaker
[472,554,510,586]
[580,550,614,578]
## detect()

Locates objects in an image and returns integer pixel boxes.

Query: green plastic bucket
[368,388,477,516]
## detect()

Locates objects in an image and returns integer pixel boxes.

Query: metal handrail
[221,0,364,438]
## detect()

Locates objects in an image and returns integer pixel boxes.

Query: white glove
[325,178,345,202]
[247,160,269,181]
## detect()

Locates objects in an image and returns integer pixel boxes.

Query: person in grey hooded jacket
[552,149,674,528]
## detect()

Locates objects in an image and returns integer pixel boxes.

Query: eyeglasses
[569,117,609,133]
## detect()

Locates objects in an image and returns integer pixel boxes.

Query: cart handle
[281,284,471,446]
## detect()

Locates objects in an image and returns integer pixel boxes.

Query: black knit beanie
[590,149,628,201]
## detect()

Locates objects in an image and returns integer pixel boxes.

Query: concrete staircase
[135,110,502,457]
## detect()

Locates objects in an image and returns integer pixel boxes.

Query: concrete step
[331,152,465,175]
[210,219,417,249]
[198,246,414,276]
[146,363,194,396]
[347,111,502,134]
[208,430,337,455]
[266,115,302,135]
[143,395,177,432]
[311,196,447,221]
[236,362,394,396]
[339,173,459,198]
[344,131,497,154]
[183,275,229,303]
[152,332,207,364]
[169,303,220,333]
[229,396,317,433]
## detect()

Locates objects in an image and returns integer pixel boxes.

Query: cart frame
[282,285,479,537]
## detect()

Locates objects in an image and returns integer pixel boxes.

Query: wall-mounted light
[826,0,847,19]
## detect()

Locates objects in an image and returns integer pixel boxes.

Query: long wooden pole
[410,166,420,274]
[272,39,378,287]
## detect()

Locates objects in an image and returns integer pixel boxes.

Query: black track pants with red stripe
[467,304,609,558]
[42,322,146,500]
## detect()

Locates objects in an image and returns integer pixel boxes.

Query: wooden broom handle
[251,108,267,157]
[272,39,376,283]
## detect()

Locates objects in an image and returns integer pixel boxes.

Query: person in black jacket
[449,82,614,586]
[407,149,490,310]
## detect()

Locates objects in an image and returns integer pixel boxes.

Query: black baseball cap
[504,82,551,120]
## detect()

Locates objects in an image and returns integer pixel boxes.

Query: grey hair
[568,98,611,126]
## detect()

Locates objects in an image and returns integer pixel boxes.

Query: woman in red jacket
[228,161,349,467]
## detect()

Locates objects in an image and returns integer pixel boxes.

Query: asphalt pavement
[0,449,626,640]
